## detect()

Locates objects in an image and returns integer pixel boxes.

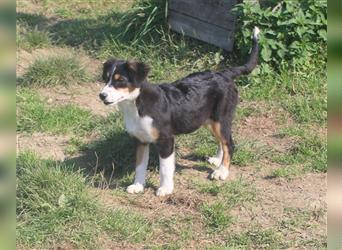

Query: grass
[20,55,90,86]
[270,165,302,179]
[239,67,327,126]
[227,228,282,249]
[16,151,151,248]
[17,89,98,136]
[232,140,261,167]
[199,179,257,232]
[200,201,233,232]
[270,126,327,173]
[17,24,51,50]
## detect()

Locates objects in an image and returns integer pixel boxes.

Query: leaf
[318,29,327,41]
[261,46,272,62]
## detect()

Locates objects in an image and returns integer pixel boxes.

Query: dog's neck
[118,96,139,117]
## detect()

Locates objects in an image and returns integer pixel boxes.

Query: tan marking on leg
[222,143,230,167]
[209,121,231,169]
[136,144,146,166]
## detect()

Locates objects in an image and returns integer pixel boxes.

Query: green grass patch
[277,207,326,248]
[235,105,260,121]
[233,141,263,167]
[227,228,282,249]
[270,126,327,172]
[279,207,316,232]
[199,179,257,232]
[20,55,90,87]
[17,24,51,50]
[17,151,151,248]
[281,95,327,125]
[270,165,302,180]
[239,67,327,126]
[154,215,194,248]
[200,201,233,232]
[199,178,257,208]
[17,89,97,136]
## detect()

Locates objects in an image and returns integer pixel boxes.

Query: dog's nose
[99,92,107,101]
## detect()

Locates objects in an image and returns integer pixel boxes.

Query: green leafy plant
[233,0,327,72]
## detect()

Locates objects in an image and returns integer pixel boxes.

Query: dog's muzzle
[99,92,113,105]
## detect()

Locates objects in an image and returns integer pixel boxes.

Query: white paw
[126,183,144,194]
[210,166,229,180]
[156,186,173,197]
[207,156,222,167]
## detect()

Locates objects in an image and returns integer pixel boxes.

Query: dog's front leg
[127,143,149,194]
[156,138,175,196]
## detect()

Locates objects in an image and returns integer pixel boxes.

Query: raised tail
[226,26,260,78]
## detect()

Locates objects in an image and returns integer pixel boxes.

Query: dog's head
[99,59,150,105]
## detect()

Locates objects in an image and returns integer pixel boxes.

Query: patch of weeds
[232,141,259,166]
[155,215,194,244]
[298,236,327,249]
[17,25,51,50]
[55,7,74,18]
[269,165,302,180]
[220,178,257,208]
[227,228,282,249]
[64,137,87,155]
[199,183,221,196]
[199,179,256,232]
[17,89,98,136]
[238,67,326,124]
[278,207,326,248]
[235,105,258,121]
[270,126,327,172]
[17,151,151,248]
[200,201,233,232]
[21,55,90,86]
[198,178,257,208]
[102,209,151,243]
[281,95,327,125]
[279,207,314,231]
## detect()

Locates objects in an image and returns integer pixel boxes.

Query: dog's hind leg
[127,142,149,194]
[208,121,232,180]
[207,125,223,167]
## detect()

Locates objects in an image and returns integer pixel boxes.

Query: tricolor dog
[99,27,260,196]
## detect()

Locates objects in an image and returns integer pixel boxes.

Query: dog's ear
[126,60,150,85]
[103,58,116,67]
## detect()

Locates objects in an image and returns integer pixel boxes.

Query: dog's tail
[225,26,260,78]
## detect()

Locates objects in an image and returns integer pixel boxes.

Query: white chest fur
[118,101,157,143]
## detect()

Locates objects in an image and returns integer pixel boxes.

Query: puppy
[99,27,260,196]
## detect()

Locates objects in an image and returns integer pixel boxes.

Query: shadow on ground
[62,130,214,189]
[17,11,126,51]
[63,130,163,188]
